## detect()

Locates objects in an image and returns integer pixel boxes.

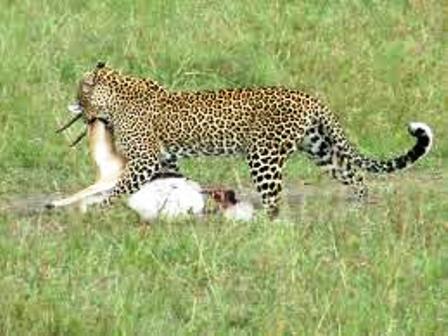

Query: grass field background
[0,0,447,334]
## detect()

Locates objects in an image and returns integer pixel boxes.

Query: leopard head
[68,61,115,126]
[67,62,167,131]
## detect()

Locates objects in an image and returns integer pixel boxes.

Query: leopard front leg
[247,142,291,219]
[101,152,161,207]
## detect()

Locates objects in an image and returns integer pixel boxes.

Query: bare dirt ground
[3,170,444,221]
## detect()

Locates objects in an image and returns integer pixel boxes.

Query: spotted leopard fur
[71,62,433,218]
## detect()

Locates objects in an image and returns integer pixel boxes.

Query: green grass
[0,0,447,334]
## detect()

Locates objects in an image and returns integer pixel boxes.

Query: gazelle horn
[56,113,83,133]
[69,128,87,147]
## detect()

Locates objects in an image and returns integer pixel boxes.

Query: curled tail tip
[356,121,433,174]
[408,122,433,140]
[408,121,433,155]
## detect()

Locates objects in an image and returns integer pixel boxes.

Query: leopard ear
[82,61,106,90]
[96,61,106,69]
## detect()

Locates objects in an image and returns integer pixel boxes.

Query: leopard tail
[351,122,433,173]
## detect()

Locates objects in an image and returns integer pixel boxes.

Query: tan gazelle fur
[50,120,126,211]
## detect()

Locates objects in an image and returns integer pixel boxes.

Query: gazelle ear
[225,190,237,204]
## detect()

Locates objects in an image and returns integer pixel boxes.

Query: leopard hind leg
[301,123,367,201]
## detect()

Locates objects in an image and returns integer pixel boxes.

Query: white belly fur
[127,178,205,221]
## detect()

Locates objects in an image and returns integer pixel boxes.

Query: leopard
[61,62,433,218]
